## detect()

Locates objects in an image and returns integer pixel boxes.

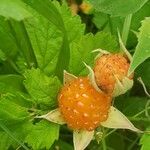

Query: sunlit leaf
[89,0,148,17]
[0,0,31,20]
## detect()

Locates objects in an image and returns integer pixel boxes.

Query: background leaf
[25,10,63,75]
[129,17,150,74]
[140,127,150,150]
[25,120,59,150]
[22,0,70,80]
[0,17,18,58]
[90,0,148,17]
[69,32,118,75]
[24,68,61,109]
[0,0,31,21]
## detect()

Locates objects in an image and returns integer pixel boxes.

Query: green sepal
[113,76,133,97]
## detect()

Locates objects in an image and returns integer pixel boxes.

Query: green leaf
[0,17,18,58]
[140,127,150,150]
[0,0,31,21]
[15,54,28,74]
[129,17,150,75]
[0,74,33,108]
[127,1,150,48]
[23,0,85,80]
[8,20,37,68]
[25,10,63,75]
[136,61,150,88]
[0,49,6,62]
[0,74,24,91]
[0,131,12,150]
[90,0,148,17]
[0,95,30,125]
[0,94,32,149]
[23,0,65,31]
[25,120,59,150]
[53,140,74,150]
[54,1,85,43]
[0,121,31,150]
[22,0,70,80]
[69,32,118,75]
[53,1,85,79]
[24,68,61,108]
[115,97,148,117]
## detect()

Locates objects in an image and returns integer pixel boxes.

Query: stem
[102,138,107,150]
[122,14,132,46]
[102,128,107,150]
[105,129,117,138]
[137,77,150,98]
[127,137,139,150]
[132,106,150,118]
[129,117,150,122]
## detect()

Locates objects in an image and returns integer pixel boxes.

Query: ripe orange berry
[94,54,132,94]
[58,77,111,131]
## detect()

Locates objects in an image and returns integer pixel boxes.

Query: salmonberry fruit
[58,77,111,131]
[94,53,132,94]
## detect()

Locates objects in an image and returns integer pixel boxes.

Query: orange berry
[58,77,111,131]
[94,54,132,94]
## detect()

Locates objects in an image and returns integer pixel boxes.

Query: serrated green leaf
[22,0,69,80]
[140,127,150,150]
[53,1,85,79]
[0,0,31,21]
[129,17,150,75]
[69,32,118,75]
[54,1,85,43]
[128,1,150,48]
[25,120,59,150]
[25,10,63,75]
[90,0,148,17]
[24,68,61,108]
[23,0,85,80]
[23,0,65,31]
